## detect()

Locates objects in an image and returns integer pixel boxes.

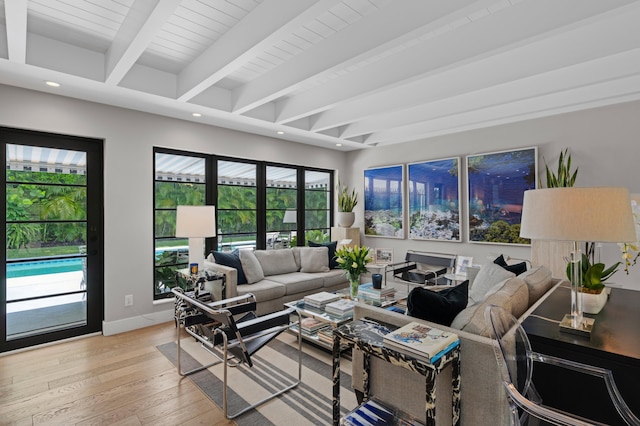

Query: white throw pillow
[300,247,330,273]
[254,249,298,276]
[239,250,265,284]
[468,262,515,305]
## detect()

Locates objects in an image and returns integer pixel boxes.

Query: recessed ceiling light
[192,112,202,117]
[45,81,60,87]
[276,131,285,135]
[336,143,342,147]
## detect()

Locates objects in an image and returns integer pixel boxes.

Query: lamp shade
[283,209,297,224]
[520,187,636,242]
[175,205,216,238]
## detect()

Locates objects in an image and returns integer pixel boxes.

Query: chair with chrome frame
[172,289,302,419]
[484,305,639,426]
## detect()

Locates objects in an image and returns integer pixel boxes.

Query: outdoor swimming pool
[7,258,84,278]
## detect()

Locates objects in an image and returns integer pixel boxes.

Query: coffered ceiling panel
[1,0,639,151]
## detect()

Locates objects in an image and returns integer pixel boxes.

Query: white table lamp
[175,205,216,271]
[520,187,636,335]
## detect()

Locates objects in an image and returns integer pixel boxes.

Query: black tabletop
[522,284,640,364]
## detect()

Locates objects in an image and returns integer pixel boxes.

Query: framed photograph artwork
[454,255,473,276]
[407,157,461,241]
[467,147,537,245]
[374,248,394,265]
[364,164,404,238]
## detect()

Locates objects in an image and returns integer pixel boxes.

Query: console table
[522,285,640,424]
[332,318,460,426]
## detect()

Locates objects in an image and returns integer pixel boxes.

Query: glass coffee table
[285,289,404,350]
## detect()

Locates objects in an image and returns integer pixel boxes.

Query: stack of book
[303,291,341,309]
[299,317,329,335]
[357,283,396,303]
[316,328,334,345]
[324,299,356,318]
[382,321,459,364]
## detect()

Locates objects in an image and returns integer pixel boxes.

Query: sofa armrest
[203,260,238,298]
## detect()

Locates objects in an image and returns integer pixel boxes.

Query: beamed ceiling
[1,0,640,151]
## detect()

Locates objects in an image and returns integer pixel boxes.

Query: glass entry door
[1,128,103,353]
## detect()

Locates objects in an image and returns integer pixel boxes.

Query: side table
[175,268,226,301]
[332,318,460,426]
[522,285,640,424]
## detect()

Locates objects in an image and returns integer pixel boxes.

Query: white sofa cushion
[520,265,554,302]
[300,247,330,273]
[239,250,265,284]
[254,249,298,276]
[468,262,515,305]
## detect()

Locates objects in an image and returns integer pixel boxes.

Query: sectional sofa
[204,246,348,316]
[351,263,560,426]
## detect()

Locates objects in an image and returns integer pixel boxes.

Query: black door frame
[1,127,104,353]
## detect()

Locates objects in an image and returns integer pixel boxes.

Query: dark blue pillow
[308,240,338,269]
[493,254,527,276]
[407,281,469,326]
[212,249,247,285]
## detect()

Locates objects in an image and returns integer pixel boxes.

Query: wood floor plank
[0,323,226,425]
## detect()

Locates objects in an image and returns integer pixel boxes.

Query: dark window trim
[153,147,333,300]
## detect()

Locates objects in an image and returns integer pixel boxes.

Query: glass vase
[347,272,360,300]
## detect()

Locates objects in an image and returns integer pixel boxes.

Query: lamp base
[559,314,594,337]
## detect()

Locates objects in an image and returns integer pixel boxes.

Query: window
[265,166,297,249]
[304,170,331,243]
[153,151,206,297]
[153,149,333,299]
[217,160,257,251]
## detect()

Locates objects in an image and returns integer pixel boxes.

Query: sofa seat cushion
[253,249,298,276]
[236,279,286,302]
[317,269,349,287]
[451,277,528,337]
[266,272,324,295]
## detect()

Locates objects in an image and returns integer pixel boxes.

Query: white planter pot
[337,211,355,228]
[581,289,608,314]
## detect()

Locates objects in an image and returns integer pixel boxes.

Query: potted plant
[337,179,358,228]
[335,245,371,299]
[566,249,618,314]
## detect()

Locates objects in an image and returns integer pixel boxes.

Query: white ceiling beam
[367,72,640,146]
[177,0,340,102]
[105,0,181,86]
[4,0,27,63]
[312,2,640,137]
[230,0,485,115]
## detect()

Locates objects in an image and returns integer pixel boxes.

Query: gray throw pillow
[300,247,330,273]
[468,262,515,305]
[254,249,298,276]
[239,250,265,284]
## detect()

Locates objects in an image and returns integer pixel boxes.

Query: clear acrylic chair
[484,305,639,426]
[173,290,302,419]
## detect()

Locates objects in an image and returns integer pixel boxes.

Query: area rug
[157,332,357,425]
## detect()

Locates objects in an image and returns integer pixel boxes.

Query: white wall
[345,100,640,291]
[0,84,347,334]
[2,84,638,336]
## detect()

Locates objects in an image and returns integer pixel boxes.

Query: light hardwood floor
[0,323,234,425]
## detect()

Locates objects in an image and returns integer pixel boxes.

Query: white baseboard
[102,309,173,336]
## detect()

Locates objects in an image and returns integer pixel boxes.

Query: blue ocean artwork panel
[364,165,404,238]
[467,147,536,244]
[408,158,460,241]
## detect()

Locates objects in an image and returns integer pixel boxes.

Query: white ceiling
[1,0,639,151]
